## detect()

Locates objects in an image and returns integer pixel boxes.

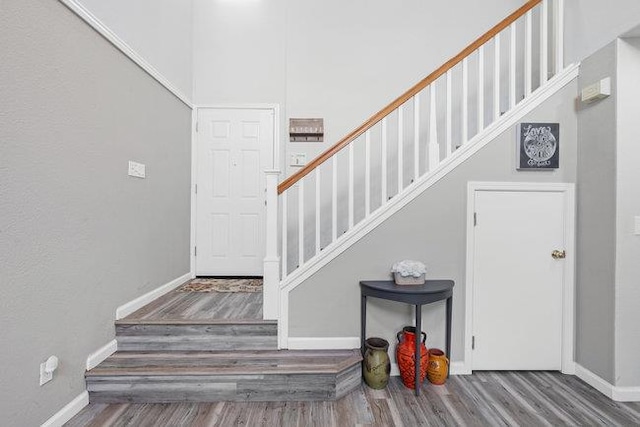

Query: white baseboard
[449,361,470,375]
[86,339,117,370]
[116,273,191,320]
[575,364,640,402]
[287,336,360,350]
[40,391,89,427]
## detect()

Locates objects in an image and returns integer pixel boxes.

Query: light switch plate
[290,153,307,167]
[128,161,146,178]
[634,216,640,235]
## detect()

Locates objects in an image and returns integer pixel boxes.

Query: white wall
[615,38,640,387]
[77,0,194,100]
[193,0,522,176]
[565,0,640,64]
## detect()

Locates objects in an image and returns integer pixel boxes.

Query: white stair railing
[264,0,564,318]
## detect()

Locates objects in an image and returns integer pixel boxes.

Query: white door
[472,190,566,370]
[196,108,274,276]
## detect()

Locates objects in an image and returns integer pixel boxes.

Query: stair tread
[87,349,362,377]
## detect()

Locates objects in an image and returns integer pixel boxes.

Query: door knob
[551,250,566,259]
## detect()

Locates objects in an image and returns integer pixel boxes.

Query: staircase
[87,307,362,402]
[263,0,574,344]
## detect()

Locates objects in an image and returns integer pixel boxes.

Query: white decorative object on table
[391,260,427,285]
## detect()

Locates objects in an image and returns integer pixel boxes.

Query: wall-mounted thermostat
[581,77,611,103]
[289,118,324,142]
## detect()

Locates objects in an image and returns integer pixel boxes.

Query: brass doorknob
[551,250,566,259]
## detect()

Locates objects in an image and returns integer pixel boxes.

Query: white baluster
[315,168,321,256]
[525,10,533,95]
[478,45,485,132]
[365,130,371,216]
[298,180,304,267]
[428,84,439,171]
[397,106,404,193]
[381,118,388,203]
[462,58,469,144]
[281,190,288,279]
[332,156,337,242]
[348,142,354,229]
[263,170,280,319]
[446,70,452,156]
[555,0,564,74]
[413,95,420,180]
[510,22,517,108]
[541,0,549,84]
[494,33,501,120]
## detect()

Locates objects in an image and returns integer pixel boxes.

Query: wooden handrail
[278,0,541,194]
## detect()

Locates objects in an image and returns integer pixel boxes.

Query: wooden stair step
[86,350,362,403]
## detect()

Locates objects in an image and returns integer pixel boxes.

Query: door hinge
[472,336,475,350]
[195,121,199,132]
[473,212,478,226]
[194,246,197,256]
[195,184,198,194]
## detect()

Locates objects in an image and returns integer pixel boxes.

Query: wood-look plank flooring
[124,285,263,321]
[67,372,640,426]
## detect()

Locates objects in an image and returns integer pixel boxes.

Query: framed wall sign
[517,122,559,170]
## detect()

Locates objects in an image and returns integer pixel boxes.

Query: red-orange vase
[395,326,429,390]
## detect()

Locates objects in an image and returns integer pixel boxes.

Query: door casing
[190,104,280,278]
[464,181,576,374]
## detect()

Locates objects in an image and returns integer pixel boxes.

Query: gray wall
[615,38,640,387]
[0,1,191,425]
[289,81,578,363]
[575,42,617,384]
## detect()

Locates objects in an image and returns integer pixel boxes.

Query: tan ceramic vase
[427,348,449,385]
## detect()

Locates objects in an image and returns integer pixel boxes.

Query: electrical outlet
[39,355,58,386]
[128,161,146,178]
[39,362,53,386]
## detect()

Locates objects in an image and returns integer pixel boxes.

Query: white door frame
[463,181,576,375]
[190,104,280,277]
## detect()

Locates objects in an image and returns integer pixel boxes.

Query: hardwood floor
[124,288,263,321]
[67,372,640,426]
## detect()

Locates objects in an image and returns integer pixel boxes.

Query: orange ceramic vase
[396,326,429,389]
[427,348,449,385]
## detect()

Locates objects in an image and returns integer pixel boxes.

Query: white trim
[288,337,360,350]
[86,339,117,371]
[191,104,280,279]
[115,272,191,320]
[464,182,576,374]
[278,290,289,349]
[40,391,89,427]
[576,364,640,402]
[190,108,198,279]
[58,0,192,108]
[279,64,579,297]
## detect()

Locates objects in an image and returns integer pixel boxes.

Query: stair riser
[117,336,277,352]
[116,323,278,351]
[87,369,360,403]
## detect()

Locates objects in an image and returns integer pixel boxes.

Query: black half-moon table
[360,280,454,396]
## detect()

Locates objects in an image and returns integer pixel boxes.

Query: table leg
[446,296,452,378]
[361,294,367,356]
[415,304,421,396]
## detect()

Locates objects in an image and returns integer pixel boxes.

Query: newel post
[263,170,281,320]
